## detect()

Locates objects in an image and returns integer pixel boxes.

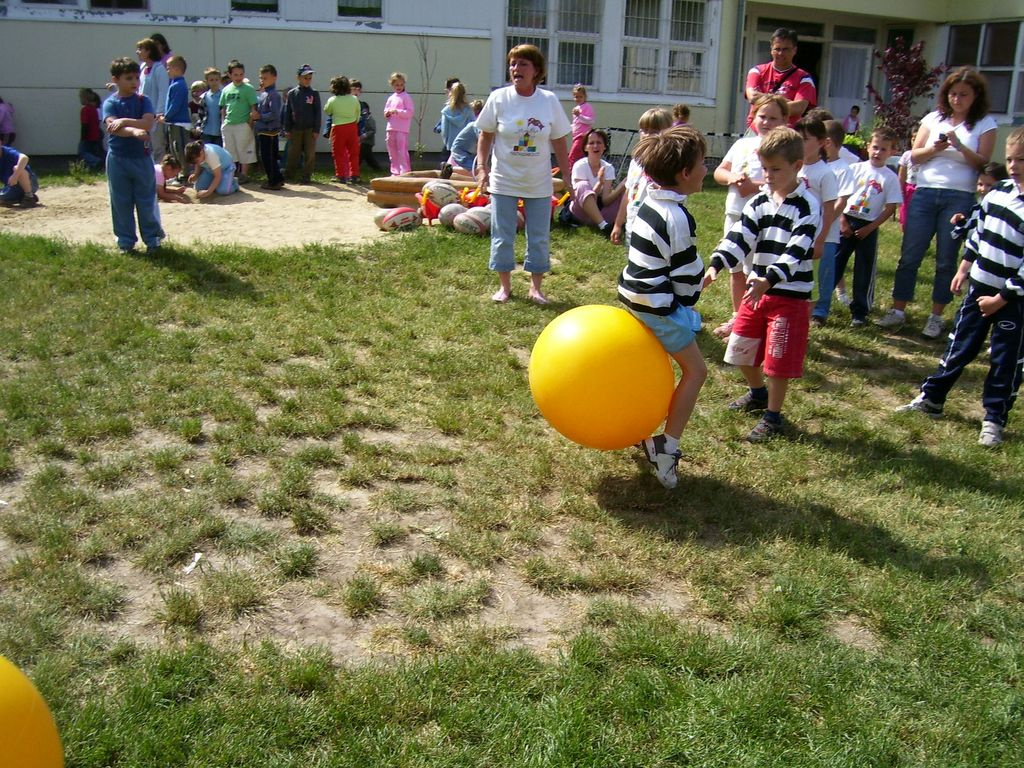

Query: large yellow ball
[0,655,64,768]
[529,305,674,450]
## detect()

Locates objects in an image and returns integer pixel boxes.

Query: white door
[827,44,872,130]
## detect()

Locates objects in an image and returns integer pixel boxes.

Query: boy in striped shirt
[618,126,709,489]
[705,126,821,442]
[897,128,1024,447]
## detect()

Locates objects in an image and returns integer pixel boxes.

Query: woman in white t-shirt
[567,128,625,235]
[476,44,572,305]
[877,68,997,339]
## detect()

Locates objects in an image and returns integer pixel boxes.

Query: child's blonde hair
[757,126,803,165]
[638,107,672,135]
[470,99,484,116]
[447,81,467,111]
[389,71,406,86]
[573,84,587,100]
[752,93,789,120]
[1007,126,1024,149]
[632,126,707,187]
[204,67,221,80]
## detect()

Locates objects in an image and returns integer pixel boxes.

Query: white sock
[663,434,680,454]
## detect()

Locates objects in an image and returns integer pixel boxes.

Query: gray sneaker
[978,421,1003,447]
[875,309,906,330]
[895,394,944,418]
[640,435,682,489]
[747,415,784,443]
[921,314,945,339]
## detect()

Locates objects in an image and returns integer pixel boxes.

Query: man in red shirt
[745,28,816,127]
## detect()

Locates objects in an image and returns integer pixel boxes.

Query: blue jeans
[106,152,161,251]
[0,166,38,203]
[489,193,551,274]
[812,241,839,319]
[195,166,238,196]
[892,186,974,306]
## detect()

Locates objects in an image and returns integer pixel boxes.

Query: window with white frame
[946,21,1024,118]
[622,0,709,94]
[91,0,147,7]
[338,0,381,17]
[232,0,277,13]
[506,0,602,87]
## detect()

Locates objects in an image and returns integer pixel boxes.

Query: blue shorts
[631,305,700,354]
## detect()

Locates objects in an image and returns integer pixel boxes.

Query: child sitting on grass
[185,140,239,199]
[618,126,709,489]
[0,137,39,208]
[897,128,1024,448]
[705,126,821,442]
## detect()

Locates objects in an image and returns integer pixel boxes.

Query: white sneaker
[978,421,1003,447]
[895,394,944,418]
[640,435,682,489]
[835,290,852,306]
[875,309,906,330]
[921,314,945,339]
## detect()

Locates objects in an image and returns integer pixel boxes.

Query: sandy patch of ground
[1,180,385,249]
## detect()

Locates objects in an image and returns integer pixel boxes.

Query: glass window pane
[621,45,658,91]
[947,24,981,66]
[671,0,704,43]
[981,21,1019,67]
[558,0,601,34]
[92,1,147,7]
[983,70,1011,113]
[668,48,702,92]
[232,1,277,11]
[624,0,659,40]
[755,18,823,39]
[508,0,547,30]
[1014,73,1024,114]
[338,0,381,17]
[557,41,595,85]
[834,25,875,45]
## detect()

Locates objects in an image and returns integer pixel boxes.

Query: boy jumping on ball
[705,126,821,442]
[618,126,709,489]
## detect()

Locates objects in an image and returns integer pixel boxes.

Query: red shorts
[724,293,810,379]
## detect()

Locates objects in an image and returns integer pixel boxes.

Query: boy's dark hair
[850,105,860,113]
[330,76,351,96]
[758,126,804,165]
[166,55,186,73]
[204,66,221,79]
[672,103,690,121]
[110,57,141,78]
[135,38,160,61]
[260,64,277,76]
[870,126,899,148]
[981,161,1008,181]
[161,153,182,170]
[350,79,362,89]
[632,126,707,187]
[226,59,244,74]
[184,140,205,162]
[79,87,101,106]
[823,119,845,147]
[805,107,834,122]
[794,116,827,161]
[772,27,799,46]
[638,107,672,134]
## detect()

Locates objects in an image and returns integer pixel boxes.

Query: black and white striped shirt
[709,186,821,300]
[618,188,704,315]
[964,180,1024,302]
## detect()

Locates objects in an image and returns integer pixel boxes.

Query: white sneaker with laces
[978,421,1003,447]
[921,314,945,339]
[895,394,944,418]
[640,435,682,489]
[835,290,852,307]
[875,309,906,330]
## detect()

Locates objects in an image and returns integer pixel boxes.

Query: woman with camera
[876,67,997,338]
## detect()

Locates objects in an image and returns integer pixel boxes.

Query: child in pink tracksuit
[383,72,414,175]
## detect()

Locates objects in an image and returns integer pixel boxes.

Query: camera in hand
[937,132,947,142]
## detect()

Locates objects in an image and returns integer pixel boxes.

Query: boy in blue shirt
[162,55,192,175]
[255,64,284,190]
[102,57,161,253]
[0,139,39,208]
[618,126,709,488]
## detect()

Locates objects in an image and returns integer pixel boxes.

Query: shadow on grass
[596,471,991,587]
[135,246,256,298]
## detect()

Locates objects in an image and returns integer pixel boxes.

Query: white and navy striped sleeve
[709,193,763,274]
[618,191,704,315]
[965,181,1024,301]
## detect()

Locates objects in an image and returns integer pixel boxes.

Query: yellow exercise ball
[529,304,674,450]
[0,655,64,768]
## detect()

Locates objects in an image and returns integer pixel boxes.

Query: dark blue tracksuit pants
[833,215,879,322]
[920,283,1024,427]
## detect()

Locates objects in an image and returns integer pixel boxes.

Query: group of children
[613,112,1024,488]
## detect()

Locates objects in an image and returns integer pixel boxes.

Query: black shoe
[348,176,363,184]
[439,163,454,180]
[19,194,39,208]
[728,390,768,413]
[747,415,785,443]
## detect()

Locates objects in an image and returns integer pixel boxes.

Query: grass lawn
[1,183,1022,767]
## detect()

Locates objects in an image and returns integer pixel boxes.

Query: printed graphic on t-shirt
[849,179,883,218]
[513,117,545,154]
